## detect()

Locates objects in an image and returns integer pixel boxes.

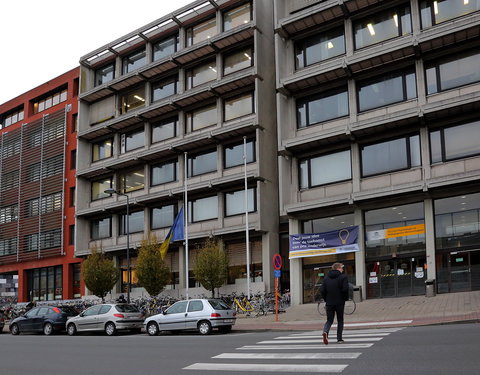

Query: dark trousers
[323,303,345,341]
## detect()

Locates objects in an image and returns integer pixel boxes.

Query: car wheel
[43,322,54,336]
[10,323,19,335]
[67,323,77,336]
[219,325,232,333]
[105,322,117,336]
[198,321,212,335]
[147,321,159,336]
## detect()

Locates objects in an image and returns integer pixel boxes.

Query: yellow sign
[385,224,425,239]
[289,248,337,259]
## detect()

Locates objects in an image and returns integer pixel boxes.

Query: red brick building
[0,67,83,302]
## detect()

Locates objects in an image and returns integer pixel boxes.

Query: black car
[10,306,78,335]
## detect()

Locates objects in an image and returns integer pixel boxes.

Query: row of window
[0,193,62,223]
[295,0,480,69]
[299,119,480,189]
[95,3,252,86]
[92,139,255,199]
[91,187,256,239]
[0,107,24,128]
[93,104,254,161]
[33,88,68,115]
[297,50,480,128]
[25,229,62,252]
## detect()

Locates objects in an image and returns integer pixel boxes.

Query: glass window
[224,47,253,75]
[153,34,179,61]
[430,120,480,163]
[303,213,355,234]
[358,70,416,111]
[151,205,175,229]
[188,149,217,176]
[120,87,145,114]
[225,188,256,216]
[33,88,67,114]
[297,89,348,128]
[92,138,113,161]
[299,150,351,188]
[435,192,480,249]
[119,168,145,193]
[166,301,188,314]
[354,5,412,49]
[121,129,144,153]
[152,76,177,102]
[420,0,480,28]
[186,61,217,89]
[91,177,113,200]
[1,107,24,128]
[426,51,480,95]
[295,28,345,69]
[187,18,217,46]
[224,92,253,121]
[152,117,177,143]
[188,300,204,312]
[223,3,252,31]
[361,134,421,177]
[95,63,115,86]
[365,202,425,258]
[224,138,255,168]
[186,104,217,132]
[189,196,218,222]
[120,210,144,234]
[91,217,112,239]
[123,49,146,74]
[151,160,177,185]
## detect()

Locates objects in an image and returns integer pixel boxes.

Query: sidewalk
[234,290,480,331]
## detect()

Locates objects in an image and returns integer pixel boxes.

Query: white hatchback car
[144,299,236,335]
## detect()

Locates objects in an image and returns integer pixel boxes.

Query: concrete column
[344,18,354,57]
[420,126,431,180]
[351,143,361,193]
[410,0,422,35]
[354,208,366,300]
[289,218,303,305]
[348,79,358,123]
[415,59,427,107]
[424,198,436,280]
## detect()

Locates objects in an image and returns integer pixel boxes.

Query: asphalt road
[0,323,478,374]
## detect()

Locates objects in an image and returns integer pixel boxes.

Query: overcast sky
[0,0,193,104]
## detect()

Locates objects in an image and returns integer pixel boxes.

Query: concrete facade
[275,0,480,303]
[76,0,279,299]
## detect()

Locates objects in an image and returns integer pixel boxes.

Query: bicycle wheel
[344,299,356,315]
[317,300,326,316]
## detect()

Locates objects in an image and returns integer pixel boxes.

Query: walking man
[320,262,349,345]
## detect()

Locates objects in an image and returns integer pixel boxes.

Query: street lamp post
[104,188,131,304]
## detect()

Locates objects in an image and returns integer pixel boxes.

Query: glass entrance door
[449,252,470,292]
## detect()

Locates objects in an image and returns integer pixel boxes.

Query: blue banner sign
[289,226,359,259]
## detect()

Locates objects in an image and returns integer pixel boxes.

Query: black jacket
[320,270,349,305]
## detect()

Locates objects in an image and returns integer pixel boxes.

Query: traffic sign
[273,253,282,270]
[274,270,281,278]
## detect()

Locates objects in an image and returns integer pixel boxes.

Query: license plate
[223,319,234,323]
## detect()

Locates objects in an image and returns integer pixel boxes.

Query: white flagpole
[184,152,189,300]
[244,137,251,300]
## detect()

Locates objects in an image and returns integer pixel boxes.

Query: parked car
[66,303,144,336]
[0,311,5,333]
[144,299,236,336]
[9,306,78,335]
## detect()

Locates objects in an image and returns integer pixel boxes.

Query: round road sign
[273,253,282,270]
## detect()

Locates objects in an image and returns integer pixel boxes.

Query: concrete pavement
[234,290,480,331]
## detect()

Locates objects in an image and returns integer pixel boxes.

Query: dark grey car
[66,303,144,336]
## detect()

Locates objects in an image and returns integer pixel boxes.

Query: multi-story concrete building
[76,0,278,298]
[275,0,480,304]
[0,68,81,302]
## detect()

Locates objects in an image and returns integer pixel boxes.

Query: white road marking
[291,328,403,335]
[183,363,348,372]
[214,352,361,359]
[259,337,382,344]
[238,343,374,350]
[274,333,390,339]
[341,320,412,327]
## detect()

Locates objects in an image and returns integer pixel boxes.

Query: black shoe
[337,340,345,343]
[322,332,329,345]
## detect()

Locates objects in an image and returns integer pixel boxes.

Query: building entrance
[366,257,426,298]
[437,250,480,293]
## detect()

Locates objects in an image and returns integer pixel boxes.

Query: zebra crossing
[183,327,403,373]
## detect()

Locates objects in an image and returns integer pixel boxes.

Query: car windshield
[208,299,230,310]
[115,304,139,313]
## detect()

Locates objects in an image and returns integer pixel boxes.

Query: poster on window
[366,224,425,241]
[289,226,359,259]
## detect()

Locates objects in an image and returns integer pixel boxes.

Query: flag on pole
[159,208,184,259]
